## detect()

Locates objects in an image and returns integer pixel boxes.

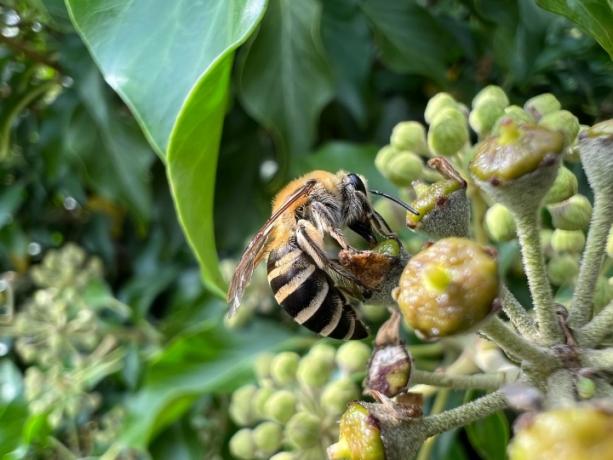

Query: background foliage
[0,0,612,458]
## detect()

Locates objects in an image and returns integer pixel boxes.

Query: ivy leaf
[537,0,613,59]
[464,395,510,460]
[239,0,335,155]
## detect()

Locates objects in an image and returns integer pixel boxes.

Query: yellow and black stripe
[267,244,368,340]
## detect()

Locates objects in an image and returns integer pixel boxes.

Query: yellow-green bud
[374,145,395,174]
[540,228,554,256]
[491,107,535,135]
[297,355,331,388]
[607,226,613,259]
[485,203,516,242]
[576,377,596,400]
[547,194,592,231]
[360,304,388,322]
[472,85,509,108]
[285,412,321,449]
[539,110,580,147]
[336,341,371,373]
[254,353,274,383]
[547,254,579,286]
[270,352,300,386]
[264,390,297,424]
[230,385,258,426]
[523,93,561,120]
[321,378,360,416]
[309,343,336,368]
[580,120,613,195]
[253,387,275,419]
[393,238,498,339]
[270,453,296,460]
[427,108,469,157]
[384,151,423,187]
[253,421,283,456]
[594,276,612,313]
[543,166,578,205]
[229,429,256,460]
[327,402,385,460]
[469,96,506,136]
[551,229,585,254]
[425,92,459,124]
[390,121,429,156]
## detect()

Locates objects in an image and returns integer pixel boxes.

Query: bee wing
[226,179,316,317]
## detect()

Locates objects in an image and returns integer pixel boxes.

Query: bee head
[345,172,367,195]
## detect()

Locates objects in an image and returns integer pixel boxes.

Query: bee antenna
[370,190,419,215]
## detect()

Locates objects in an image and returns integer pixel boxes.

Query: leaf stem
[570,192,613,327]
[500,285,539,339]
[582,349,613,371]
[411,369,509,391]
[577,300,613,347]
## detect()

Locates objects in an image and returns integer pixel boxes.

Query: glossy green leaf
[66,0,268,155]
[119,318,293,448]
[537,0,613,59]
[465,409,510,460]
[239,0,335,155]
[360,0,457,83]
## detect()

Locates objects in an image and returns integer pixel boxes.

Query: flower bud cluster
[228,342,371,459]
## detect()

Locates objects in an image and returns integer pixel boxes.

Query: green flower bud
[547,254,579,286]
[360,304,388,322]
[551,229,585,254]
[469,96,506,136]
[594,276,612,313]
[523,93,561,121]
[253,387,275,419]
[390,121,429,156]
[547,194,592,231]
[264,390,297,424]
[576,376,596,400]
[309,343,337,368]
[539,110,580,147]
[254,353,274,383]
[270,352,300,386]
[384,151,424,187]
[540,228,554,256]
[285,412,321,449]
[425,92,459,124]
[327,402,385,460]
[393,238,498,339]
[374,198,404,232]
[270,453,297,460]
[427,108,469,157]
[366,344,412,397]
[607,226,613,259]
[472,85,509,108]
[230,385,258,426]
[374,145,396,174]
[491,107,535,135]
[336,341,371,374]
[579,120,613,196]
[253,421,283,456]
[297,355,331,388]
[543,166,578,205]
[229,429,256,460]
[321,378,360,416]
[508,407,613,460]
[485,203,516,242]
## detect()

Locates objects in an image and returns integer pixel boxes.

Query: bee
[227,170,417,340]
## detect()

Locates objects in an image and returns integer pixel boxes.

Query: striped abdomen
[267,243,368,340]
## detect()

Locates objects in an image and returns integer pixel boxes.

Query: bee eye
[347,173,366,194]
[296,205,305,217]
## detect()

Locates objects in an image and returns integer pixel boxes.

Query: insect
[227,170,417,340]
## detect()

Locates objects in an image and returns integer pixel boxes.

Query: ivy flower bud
[491,107,535,135]
[270,453,296,460]
[385,151,424,187]
[470,88,509,137]
[390,121,429,156]
[424,92,459,124]
[427,108,469,157]
[578,119,613,196]
[473,85,509,107]
[253,421,283,457]
[229,428,256,460]
[366,344,412,397]
[327,402,385,460]
[374,145,395,174]
[253,387,275,419]
[336,341,371,374]
[594,276,612,313]
[539,110,580,148]
[393,238,498,339]
[547,254,579,286]
[551,229,585,254]
[321,378,360,416]
[508,407,613,460]
[547,194,592,231]
[270,352,300,386]
[297,354,332,388]
[230,385,258,426]
[285,412,321,449]
[254,353,274,383]
[607,226,613,259]
[485,204,516,242]
[309,343,336,368]
[543,166,578,205]
[264,390,297,424]
[576,376,596,400]
[523,93,561,121]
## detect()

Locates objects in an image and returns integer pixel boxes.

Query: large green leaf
[119,318,293,448]
[239,0,335,155]
[465,409,510,460]
[537,0,613,59]
[66,0,268,155]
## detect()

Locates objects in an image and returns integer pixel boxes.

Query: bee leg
[309,201,355,251]
[370,210,399,240]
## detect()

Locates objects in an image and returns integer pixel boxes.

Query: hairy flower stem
[513,209,562,343]
[546,369,576,408]
[500,285,539,339]
[416,389,449,460]
[570,192,613,327]
[411,369,509,391]
[582,349,613,371]
[480,316,557,368]
[577,301,613,347]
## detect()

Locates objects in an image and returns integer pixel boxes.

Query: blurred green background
[0,0,612,458]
